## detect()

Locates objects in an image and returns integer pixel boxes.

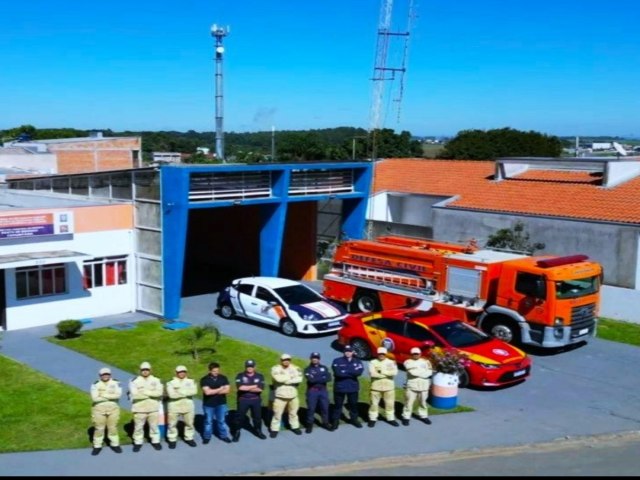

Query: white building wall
[3,230,136,330]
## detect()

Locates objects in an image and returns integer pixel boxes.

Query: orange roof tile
[373,158,640,224]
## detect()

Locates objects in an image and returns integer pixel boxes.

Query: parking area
[1,292,639,475]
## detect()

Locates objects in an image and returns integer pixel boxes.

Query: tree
[180,323,221,361]
[485,221,545,254]
[439,127,563,160]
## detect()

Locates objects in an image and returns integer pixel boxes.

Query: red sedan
[338,308,532,388]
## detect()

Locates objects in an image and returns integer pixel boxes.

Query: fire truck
[322,235,602,349]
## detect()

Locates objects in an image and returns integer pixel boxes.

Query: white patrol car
[216,276,347,336]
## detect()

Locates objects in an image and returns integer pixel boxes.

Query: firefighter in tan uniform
[166,365,198,448]
[269,353,304,438]
[90,367,123,456]
[401,347,433,426]
[367,347,400,427]
[128,361,164,452]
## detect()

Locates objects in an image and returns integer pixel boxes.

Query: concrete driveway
[0,292,639,476]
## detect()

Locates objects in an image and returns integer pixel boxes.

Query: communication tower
[211,23,230,162]
[369,0,416,159]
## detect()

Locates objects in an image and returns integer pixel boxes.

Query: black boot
[232,429,241,442]
[305,423,313,434]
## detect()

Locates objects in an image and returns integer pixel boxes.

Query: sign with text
[0,211,74,239]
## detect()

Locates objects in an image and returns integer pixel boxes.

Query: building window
[16,263,67,299]
[83,256,128,289]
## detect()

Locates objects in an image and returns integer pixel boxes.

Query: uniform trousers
[91,403,120,448]
[270,396,300,431]
[402,388,430,419]
[369,390,396,421]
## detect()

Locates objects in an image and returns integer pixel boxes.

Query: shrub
[56,319,83,339]
[428,347,470,375]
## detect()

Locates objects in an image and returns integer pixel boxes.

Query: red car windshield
[430,321,489,348]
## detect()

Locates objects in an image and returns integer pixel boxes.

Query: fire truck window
[236,283,254,296]
[515,272,546,299]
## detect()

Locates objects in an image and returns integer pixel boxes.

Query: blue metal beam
[259,170,289,276]
[161,168,190,319]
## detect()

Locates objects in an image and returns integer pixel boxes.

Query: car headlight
[475,361,501,369]
[302,314,318,321]
[554,317,564,326]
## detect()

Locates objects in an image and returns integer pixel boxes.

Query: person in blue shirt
[304,352,332,433]
[330,345,364,430]
[232,359,267,442]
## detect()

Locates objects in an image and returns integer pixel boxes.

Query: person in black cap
[330,345,364,430]
[303,352,333,433]
[232,359,267,441]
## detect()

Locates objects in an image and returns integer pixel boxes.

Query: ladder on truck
[327,263,438,298]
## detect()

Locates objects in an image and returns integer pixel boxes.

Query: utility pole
[369,0,415,160]
[271,125,276,162]
[211,23,229,162]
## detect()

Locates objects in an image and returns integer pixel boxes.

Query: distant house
[369,156,640,292]
[592,142,612,150]
[0,132,142,177]
[151,152,181,165]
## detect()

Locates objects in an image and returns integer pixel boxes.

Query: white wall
[3,230,136,330]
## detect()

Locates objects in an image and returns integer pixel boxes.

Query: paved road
[1,293,640,476]
[260,431,640,476]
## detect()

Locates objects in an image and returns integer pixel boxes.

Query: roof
[373,158,640,225]
[233,276,300,288]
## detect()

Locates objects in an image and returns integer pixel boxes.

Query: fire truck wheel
[280,318,297,336]
[352,291,381,313]
[219,303,235,319]
[351,338,372,359]
[484,315,520,345]
[457,369,470,388]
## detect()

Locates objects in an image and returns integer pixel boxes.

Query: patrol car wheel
[219,303,235,319]
[458,369,470,388]
[351,338,372,359]
[352,291,381,313]
[280,318,297,336]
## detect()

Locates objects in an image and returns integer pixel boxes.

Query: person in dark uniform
[304,352,332,433]
[232,359,267,442]
[200,362,232,444]
[330,345,364,430]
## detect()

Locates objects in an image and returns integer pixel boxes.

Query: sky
[1,0,639,137]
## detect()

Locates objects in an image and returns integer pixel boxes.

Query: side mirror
[422,340,435,349]
[268,301,277,306]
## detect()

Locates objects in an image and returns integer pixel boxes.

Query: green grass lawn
[0,355,133,453]
[597,317,640,346]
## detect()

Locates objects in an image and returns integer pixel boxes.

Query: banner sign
[0,212,74,239]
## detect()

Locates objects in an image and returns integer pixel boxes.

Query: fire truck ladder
[326,263,440,300]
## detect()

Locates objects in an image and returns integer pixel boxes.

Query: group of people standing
[89,345,434,455]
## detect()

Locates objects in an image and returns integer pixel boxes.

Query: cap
[310,352,321,359]
[99,367,111,375]
[377,347,388,355]
[410,347,421,355]
[343,345,354,352]
[245,359,256,367]
[139,362,151,370]
[280,353,292,361]
[175,365,188,373]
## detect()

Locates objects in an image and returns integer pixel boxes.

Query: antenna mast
[369,0,415,159]
[211,23,230,162]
